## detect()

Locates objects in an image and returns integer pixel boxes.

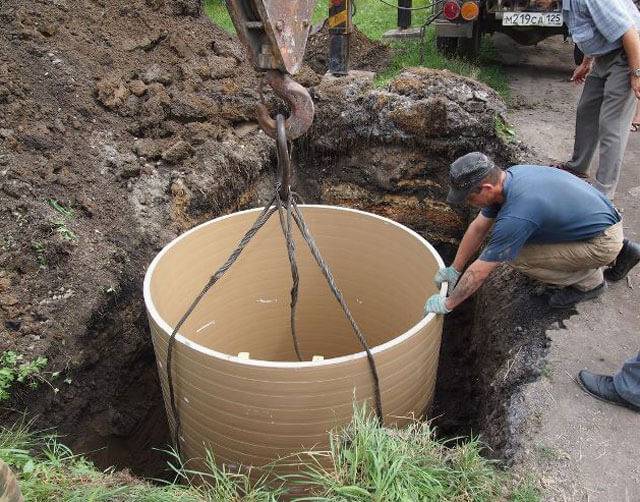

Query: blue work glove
[424,294,451,315]
[434,266,460,289]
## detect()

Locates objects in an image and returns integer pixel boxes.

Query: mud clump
[297,68,516,257]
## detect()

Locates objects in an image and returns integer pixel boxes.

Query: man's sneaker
[548,282,606,308]
[604,239,640,282]
[578,370,640,412]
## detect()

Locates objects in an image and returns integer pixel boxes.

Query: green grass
[204,0,508,97]
[0,422,282,501]
[0,406,541,501]
[47,198,78,242]
[510,477,542,502]
[286,405,504,501]
[375,34,509,97]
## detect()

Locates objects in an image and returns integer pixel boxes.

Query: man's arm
[623,28,640,99]
[445,259,499,311]
[451,213,494,272]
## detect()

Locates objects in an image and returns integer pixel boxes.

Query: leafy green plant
[52,220,78,241]
[31,241,47,267]
[46,199,78,241]
[495,115,517,142]
[0,352,48,402]
[47,199,75,219]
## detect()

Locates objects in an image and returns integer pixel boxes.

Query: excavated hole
[293,140,576,463]
[66,260,570,479]
[20,134,572,481]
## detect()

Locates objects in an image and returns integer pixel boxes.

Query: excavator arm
[224,0,318,139]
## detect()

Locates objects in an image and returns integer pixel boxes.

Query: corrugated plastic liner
[143,205,446,472]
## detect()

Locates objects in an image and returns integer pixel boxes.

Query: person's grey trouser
[566,49,637,199]
[614,352,640,407]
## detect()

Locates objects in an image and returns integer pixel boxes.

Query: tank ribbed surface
[144,205,446,472]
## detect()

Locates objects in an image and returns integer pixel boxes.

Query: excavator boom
[225,0,317,75]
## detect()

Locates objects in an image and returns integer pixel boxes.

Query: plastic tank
[144,205,446,472]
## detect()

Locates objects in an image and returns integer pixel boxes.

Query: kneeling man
[425,152,640,314]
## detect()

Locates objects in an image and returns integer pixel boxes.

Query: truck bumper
[435,20,474,38]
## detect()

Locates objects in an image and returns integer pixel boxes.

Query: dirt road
[493,34,640,501]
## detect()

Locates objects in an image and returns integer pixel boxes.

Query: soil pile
[1,0,526,478]
[0,0,272,475]
[304,25,393,75]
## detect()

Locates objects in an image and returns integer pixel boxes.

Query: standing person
[538,0,640,199]
[579,353,640,412]
[424,153,640,315]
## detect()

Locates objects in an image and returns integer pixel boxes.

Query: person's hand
[631,75,640,99]
[424,294,451,315]
[433,266,461,288]
[571,60,592,84]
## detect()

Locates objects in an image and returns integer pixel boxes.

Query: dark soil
[433,268,576,460]
[0,0,555,481]
[0,0,272,476]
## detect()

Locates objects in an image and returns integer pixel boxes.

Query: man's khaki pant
[510,222,623,291]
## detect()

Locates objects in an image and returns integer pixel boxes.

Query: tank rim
[143,204,447,368]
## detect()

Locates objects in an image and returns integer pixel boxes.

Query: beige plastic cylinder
[144,205,446,472]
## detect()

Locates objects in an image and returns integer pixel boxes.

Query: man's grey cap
[447,152,495,204]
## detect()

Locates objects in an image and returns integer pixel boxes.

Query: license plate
[502,12,563,27]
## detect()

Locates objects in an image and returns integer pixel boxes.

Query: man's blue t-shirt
[479,165,620,262]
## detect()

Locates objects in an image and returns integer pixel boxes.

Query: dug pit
[0,0,568,478]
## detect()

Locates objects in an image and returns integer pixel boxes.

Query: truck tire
[0,460,23,502]
[436,36,458,57]
[457,22,481,59]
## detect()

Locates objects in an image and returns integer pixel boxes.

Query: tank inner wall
[145,205,445,470]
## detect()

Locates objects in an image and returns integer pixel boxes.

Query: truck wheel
[457,22,481,59]
[0,460,23,502]
[436,36,458,57]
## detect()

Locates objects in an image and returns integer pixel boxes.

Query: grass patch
[0,405,540,501]
[0,422,282,501]
[375,32,509,98]
[510,477,542,502]
[287,405,504,501]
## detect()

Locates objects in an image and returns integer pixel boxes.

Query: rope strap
[165,114,383,458]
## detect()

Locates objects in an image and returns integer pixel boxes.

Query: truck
[434,0,566,58]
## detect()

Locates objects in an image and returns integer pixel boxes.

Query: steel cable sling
[165,115,383,456]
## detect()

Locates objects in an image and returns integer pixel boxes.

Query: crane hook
[256,70,315,141]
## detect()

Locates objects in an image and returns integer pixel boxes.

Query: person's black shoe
[547,282,606,308]
[604,239,640,282]
[578,370,640,412]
